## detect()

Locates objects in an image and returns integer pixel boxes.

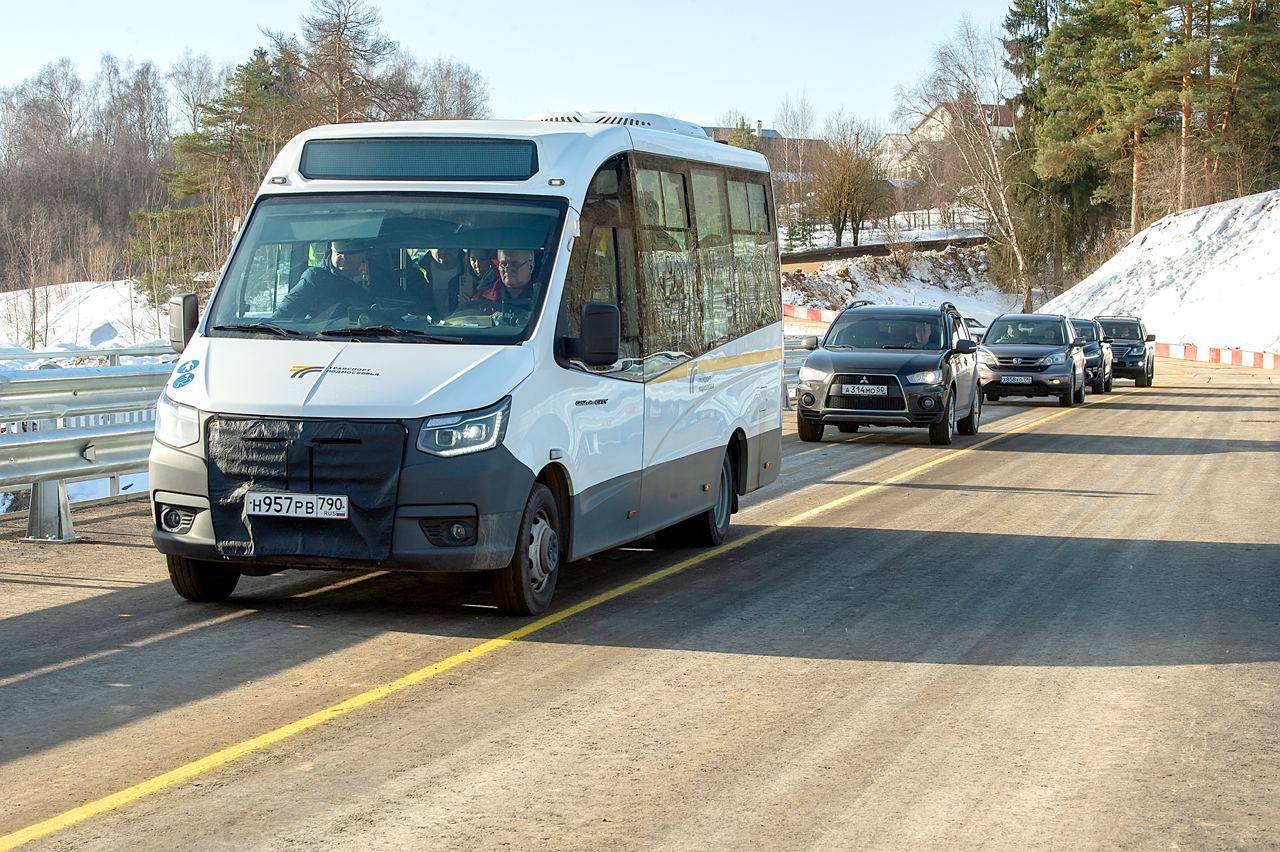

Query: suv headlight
[1042,352,1069,366]
[418,397,510,457]
[155,392,199,449]
[905,369,942,384]
[797,365,830,383]
[978,350,998,368]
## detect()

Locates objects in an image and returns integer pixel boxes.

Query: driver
[274,240,401,321]
[452,248,540,322]
[912,322,935,348]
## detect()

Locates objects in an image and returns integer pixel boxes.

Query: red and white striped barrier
[1155,342,1279,370]
[782,304,841,324]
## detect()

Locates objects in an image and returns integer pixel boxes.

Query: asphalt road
[1,357,1277,850]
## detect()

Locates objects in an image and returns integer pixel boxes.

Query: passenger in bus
[452,248,540,323]
[464,248,498,294]
[410,248,464,317]
[274,240,401,321]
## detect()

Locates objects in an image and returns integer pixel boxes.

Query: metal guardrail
[1,363,171,542]
[0,344,176,365]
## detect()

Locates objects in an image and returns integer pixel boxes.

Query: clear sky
[6,0,1013,131]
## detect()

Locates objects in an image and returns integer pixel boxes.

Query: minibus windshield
[206,193,566,344]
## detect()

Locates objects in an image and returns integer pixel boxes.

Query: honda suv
[1096,316,1156,387]
[795,302,981,446]
[980,313,1087,407]
[1070,317,1114,394]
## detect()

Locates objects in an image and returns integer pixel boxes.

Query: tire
[1059,379,1075,407]
[1073,375,1086,404]
[655,452,734,548]
[986,392,1000,403]
[928,390,956,446]
[1091,375,1106,394]
[493,484,562,615]
[836,424,859,434]
[797,416,824,443]
[1104,372,1114,393]
[957,384,981,436]
[167,555,240,602]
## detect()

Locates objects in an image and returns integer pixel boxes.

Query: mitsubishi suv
[980,313,1087,407]
[794,302,981,446]
[1096,315,1156,387]
[1070,317,1114,394]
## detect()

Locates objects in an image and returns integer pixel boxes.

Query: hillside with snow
[1042,190,1280,353]
[0,279,166,356]
[784,246,1022,322]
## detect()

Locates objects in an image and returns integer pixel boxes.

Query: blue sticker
[172,373,194,389]
[177,359,200,374]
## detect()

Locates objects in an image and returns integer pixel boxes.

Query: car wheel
[797,415,824,442]
[985,392,1000,403]
[1091,374,1105,394]
[929,390,956,446]
[655,453,734,548]
[1059,376,1075,407]
[167,555,240,602]
[1073,375,1086,404]
[1104,372,1114,393]
[493,484,561,615]
[837,424,859,434]
[957,384,981,436]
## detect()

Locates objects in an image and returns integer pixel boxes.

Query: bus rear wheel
[655,452,734,548]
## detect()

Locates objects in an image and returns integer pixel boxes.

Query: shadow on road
[971,432,1280,455]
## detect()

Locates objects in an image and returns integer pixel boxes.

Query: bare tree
[775,93,816,226]
[402,56,491,119]
[808,113,893,247]
[899,18,1035,309]
[168,51,221,134]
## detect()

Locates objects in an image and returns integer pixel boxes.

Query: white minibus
[150,113,783,614]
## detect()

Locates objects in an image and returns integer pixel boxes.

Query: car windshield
[1099,320,1143,341]
[825,314,945,350]
[1071,321,1099,342]
[206,193,566,344]
[986,318,1066,346]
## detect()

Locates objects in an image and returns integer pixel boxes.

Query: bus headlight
[155,392,199,449]
[418,397,510,457]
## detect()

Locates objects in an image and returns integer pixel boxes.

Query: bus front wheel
[493,484,562,615]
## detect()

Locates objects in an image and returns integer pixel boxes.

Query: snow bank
[784,246,1022,322]
[1042,190,1280,353]
[0,279,167,354]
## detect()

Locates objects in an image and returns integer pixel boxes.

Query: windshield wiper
[316,325,466,343]
[880,345,922,350]
[211,322,302,337]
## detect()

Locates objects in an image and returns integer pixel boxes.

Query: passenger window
[692,168,733,347]
[728,178,781,334]
[636,168,688,229]
[239,243,293,317]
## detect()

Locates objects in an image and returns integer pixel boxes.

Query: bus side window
[728,178,781,333]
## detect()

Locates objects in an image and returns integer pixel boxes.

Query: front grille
[206,417,407,560]
[995,356,1048,372]
[827,374,906,411]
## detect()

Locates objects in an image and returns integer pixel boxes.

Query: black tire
[167,555,240,602]
[655,452,734,548]
[928,391,956,446]
[957,385,981,436]
[836,424,859,434]
[1091,376,1106,394]
[493,484,562,615]
[986,392,1000,403]
[1104,372,1114,393]
[1136,366,1150,388]
[1073,376,1086,404]
[797,416,824,443]
[1059,383,1074,407]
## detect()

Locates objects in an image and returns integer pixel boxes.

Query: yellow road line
[0,400,1095,850]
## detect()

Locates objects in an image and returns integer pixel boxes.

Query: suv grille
[827,374,906,411]
[995,355,1048,372]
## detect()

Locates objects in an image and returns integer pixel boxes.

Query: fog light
[159,505,194,534]
[448,522,471,542]
[1051,378,1062,385]
[920,396,937,410]
[800,392,816,407]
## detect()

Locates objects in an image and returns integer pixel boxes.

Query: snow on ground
[1042,190,1280,353]
[784,245,1022,322]
[0,279,167,359]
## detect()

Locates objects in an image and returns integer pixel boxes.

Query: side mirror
[1102,337,1114,344]
[168,293,199,353]
[1145,333,1156,342]
[954,339,978,355]
[800,335,820,350]
[1068,339,1084,349]
[575,301,620,367]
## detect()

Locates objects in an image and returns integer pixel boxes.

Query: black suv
[795,302,981,446]
[981,313,1087,407]
[1070,317,1114,394]
[1096,316,1156,387]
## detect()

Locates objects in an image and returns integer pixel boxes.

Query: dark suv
[980,313,1087,407]
[1096,316,1156,387]
[1070,317,1114,394]
[795,302,981,446]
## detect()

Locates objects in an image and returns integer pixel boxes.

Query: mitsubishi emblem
[859,375,869,384]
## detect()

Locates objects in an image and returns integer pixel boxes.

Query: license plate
[245,492,348,519]
[841,384,888,396]
[1001,375,1034,385]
